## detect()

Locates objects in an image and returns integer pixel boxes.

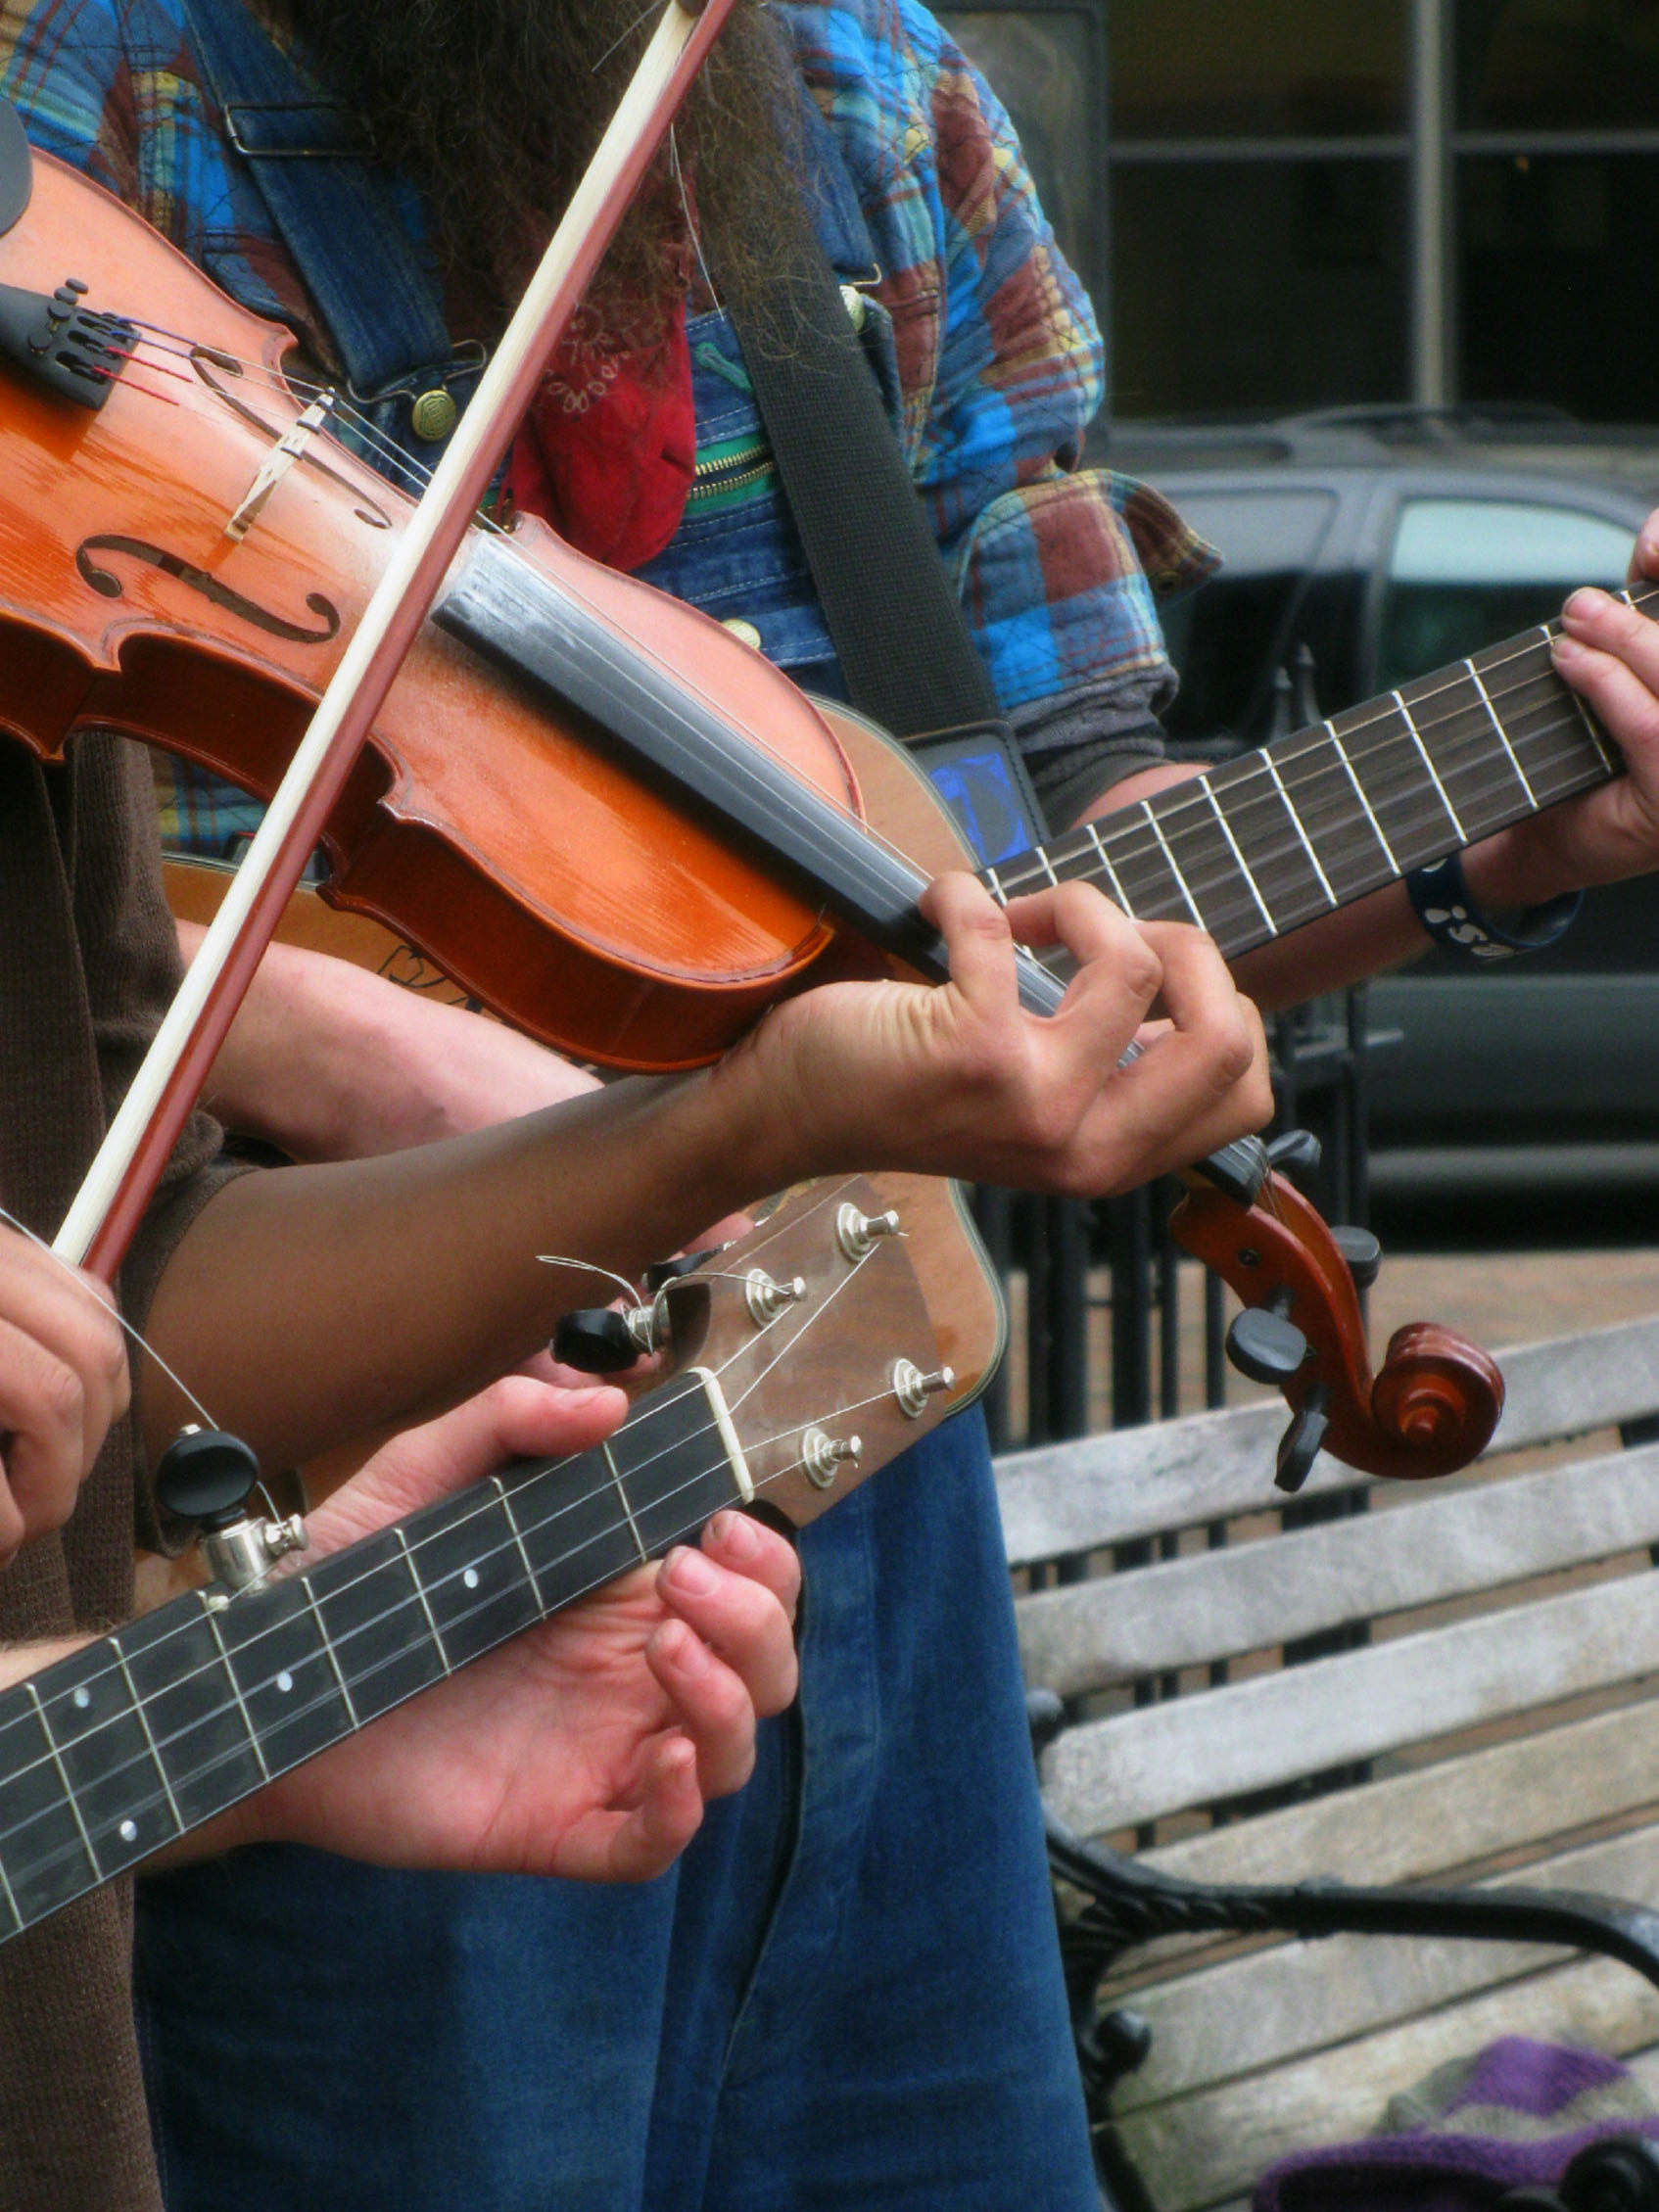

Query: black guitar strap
[711,138,1049,858]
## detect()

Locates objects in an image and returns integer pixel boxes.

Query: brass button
[409,388,458,442]
[839,282,868,333]
[722,618,763,651]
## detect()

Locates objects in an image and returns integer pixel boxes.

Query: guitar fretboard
[0,1369,745,1942]
[986,587,1653,950]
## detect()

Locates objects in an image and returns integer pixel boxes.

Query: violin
[0,128,1506,1484]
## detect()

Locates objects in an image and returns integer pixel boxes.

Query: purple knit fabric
[1254,2042,1659,2212]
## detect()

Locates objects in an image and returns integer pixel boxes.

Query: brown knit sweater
[0,733,241,2212]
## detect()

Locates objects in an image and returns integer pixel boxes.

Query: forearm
[140,1064,778,1472]
[177,920,599,1161]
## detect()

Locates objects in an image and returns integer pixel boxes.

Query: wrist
[1459,829,1579,915]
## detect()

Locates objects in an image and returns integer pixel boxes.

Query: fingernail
[708,1510,759,1561]
[1550,633,1583,663]
[663,1620,709,1673]
[665,1545,716,1594]
[1562,588,1603,621]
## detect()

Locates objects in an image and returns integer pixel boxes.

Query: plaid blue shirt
[0,0,1212,851]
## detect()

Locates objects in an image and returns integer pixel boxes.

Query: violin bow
[54,0,735,1281]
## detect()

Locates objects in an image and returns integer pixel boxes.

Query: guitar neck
[0,1369,745,1945]
[988,584,1654,951]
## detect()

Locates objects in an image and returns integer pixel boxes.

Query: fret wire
[1321,722,1400,874]
[1261,753,1336,905]
[493,1477,547,1613]
[1142,800,1206,926]
[302,1580,360,1728]
[1464,660,1539,808]
[204,1602,271,1779]
[1555,622,1618,773]
[1198,775,1277,934]
[0,1833,20,1932]
[1390,689,1466,841]
[981,863,1009,908]
[395,1528,453,1674]
[25,1684,101,1880]
[0,1392,864,1893]
[1083,822,1135,915]
[109,1634,184,1834]
[1034,845,1060,889]
[1093,668,1595,925]
[602,1441,650,1566]
[0,1328,812,1829]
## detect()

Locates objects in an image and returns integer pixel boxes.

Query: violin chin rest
[0,103,31,242]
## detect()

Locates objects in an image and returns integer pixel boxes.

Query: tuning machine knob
[892,1360,955,1418]
[552,1300,661,1374]
[836,1204,902,1261]
[745,1269,806,1327]
[800,1428,862,1488]
[155,1426,307,1594]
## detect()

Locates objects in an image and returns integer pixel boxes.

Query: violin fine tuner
[836,1204,903,1262]
[153,1424,308,1595]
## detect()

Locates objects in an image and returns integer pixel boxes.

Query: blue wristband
[1406,852,1583,964]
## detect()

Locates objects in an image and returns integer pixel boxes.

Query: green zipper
[686,433,776,510]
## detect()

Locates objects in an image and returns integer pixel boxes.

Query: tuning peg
[155,1426,261,1530]
[1330,1224,1381,1290]
[552,1307,645,1374]
[643,1247,727,1295]
[1226,1296,1308,1386]
[1266,1128,1322,1177]
[1274,1385,1331,1493]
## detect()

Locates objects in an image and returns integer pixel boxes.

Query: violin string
[0,1204,219,1435]
[113,325,1624,920]
[0,1175,866,1787]
[0,1204,886,1837]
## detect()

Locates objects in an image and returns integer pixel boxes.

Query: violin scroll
[1169,1155,1503,1487]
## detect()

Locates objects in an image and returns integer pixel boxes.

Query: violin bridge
[224,393,337,544]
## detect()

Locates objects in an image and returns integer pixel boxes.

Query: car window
[1158,489,1338,742]
[1375,496,1635,690]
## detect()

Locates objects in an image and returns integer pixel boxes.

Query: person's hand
[716,874,1271,1200]
[1466,516,1659,905]
[0,1226,128,1565]
[232,1377,800,1883]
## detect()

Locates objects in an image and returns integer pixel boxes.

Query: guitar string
[0,1373,900,1910]
[110,327,1643,917]
[0,1179,876,1799]
[0,1290,911,1886]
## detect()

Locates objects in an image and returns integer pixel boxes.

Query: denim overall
[134,14,1097,2208]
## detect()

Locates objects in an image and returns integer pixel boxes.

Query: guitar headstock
[641,1172,1006,1528]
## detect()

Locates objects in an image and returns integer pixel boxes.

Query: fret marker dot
[463,1568,480,1590]
[72,1687,90,1711]
[119,1819,137,1843]
[276,1671,293,1694]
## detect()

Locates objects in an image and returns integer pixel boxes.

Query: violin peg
[1274,1386,1331,1494]
[1265,1128,1322,1177]
[1330,1224,1382,1291]
[1226,1303,1308,1387]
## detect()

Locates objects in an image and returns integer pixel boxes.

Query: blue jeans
[134,1412,1098,2210]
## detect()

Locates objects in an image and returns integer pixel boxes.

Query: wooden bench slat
[1143,1704,1659,1893]
[1017,1441,1659,1695]
[1046,1570,1659,1834]
[994,1316,1659,1568]
[1112,1822,1659,2109]
[1115,1956,1659,2212]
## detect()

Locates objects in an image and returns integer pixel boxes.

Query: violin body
[0,145,974,1066]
